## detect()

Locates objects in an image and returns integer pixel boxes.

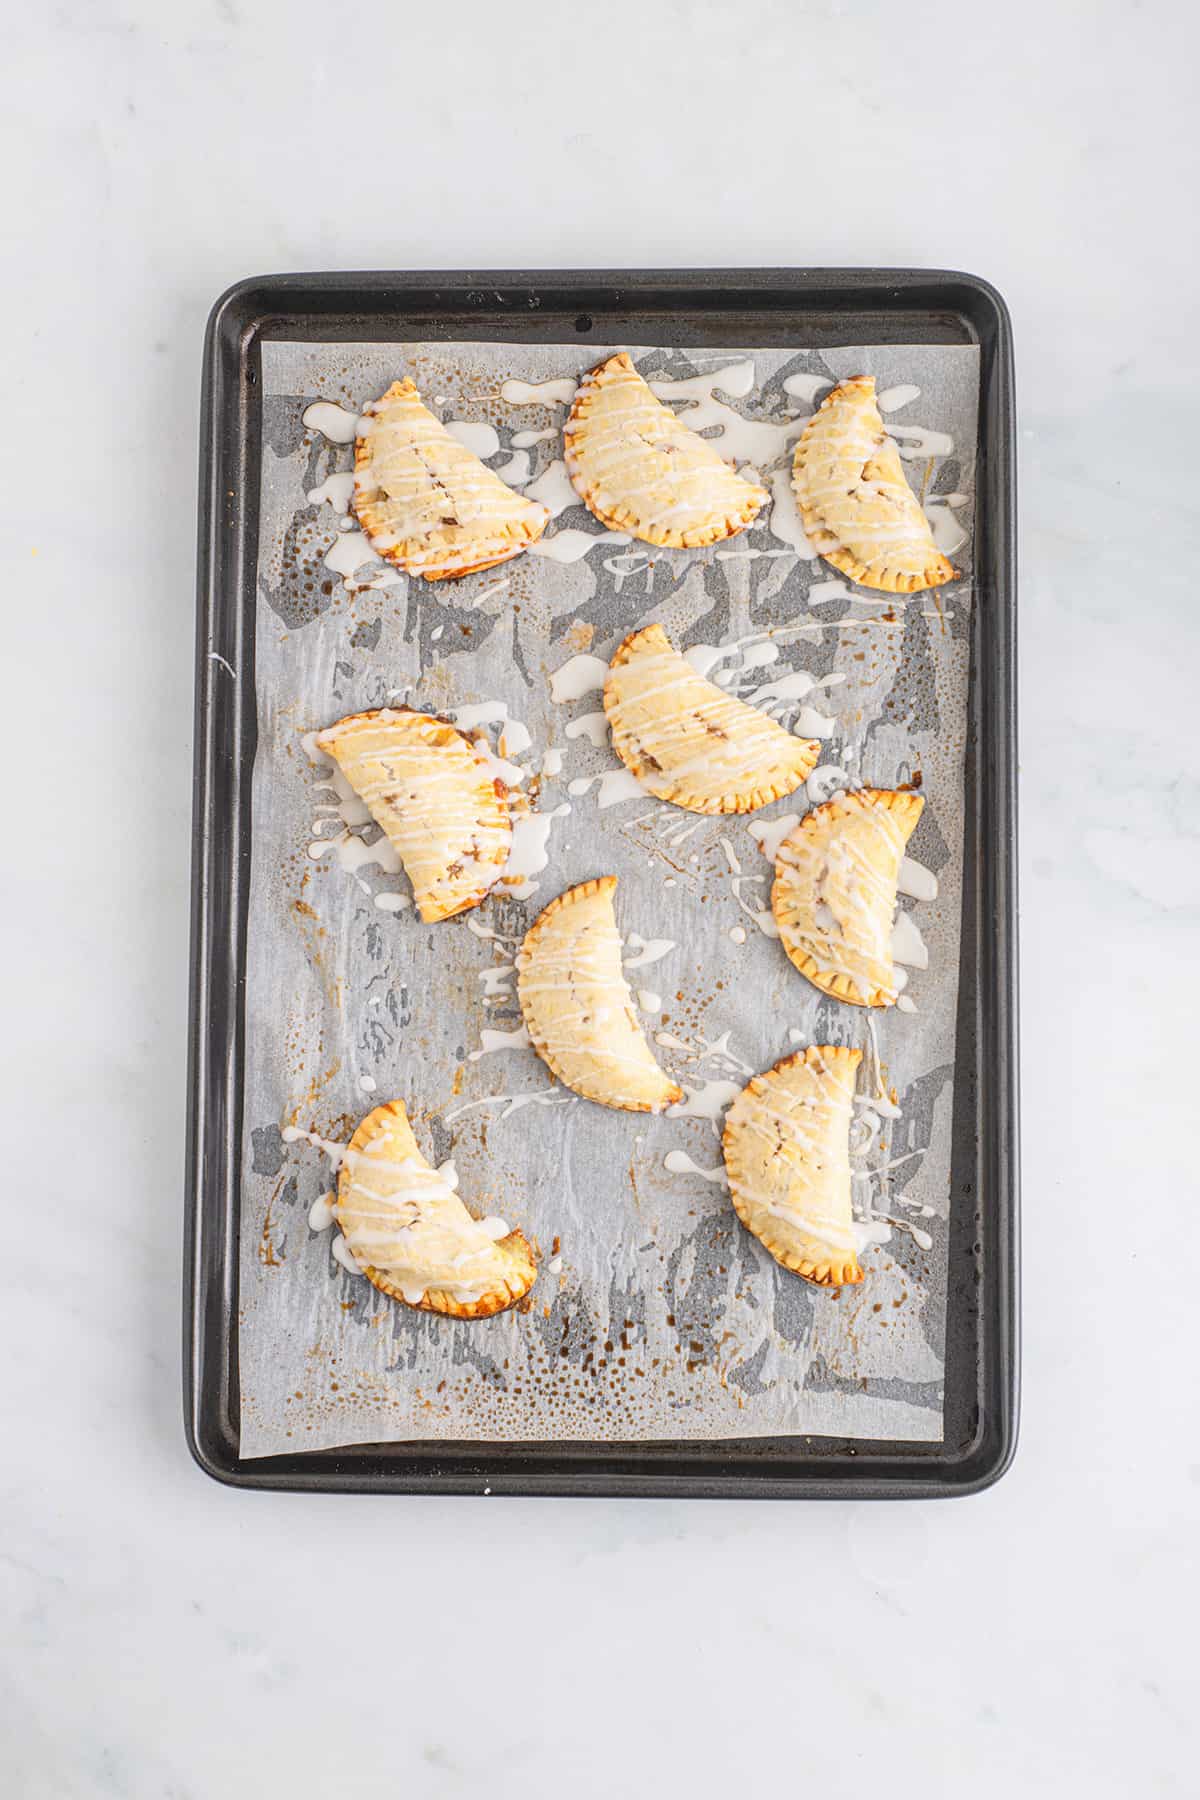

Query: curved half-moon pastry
[723,1045,863,1287]
[791,376,957,593]
[771,788,924,1007]
[517,877,682,1112]
[335,1099,537,1317]
[315,708,511,922]
[564,352,768,548]
[603,623,820,814]
[353,379,549,580]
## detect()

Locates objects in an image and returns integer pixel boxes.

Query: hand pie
[353,379,549,580]
[604,623,820,814]
[335,1099,537,1317]
[315,708,511,922]
[723,1045,863,1288]
[517,877,682,1112]
[564,352,768,548]
[771,788,924,1007]
[791,376,957,593]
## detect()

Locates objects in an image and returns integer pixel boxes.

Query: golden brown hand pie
[564,352,768,548]
[791,376,957,593]
[517,876,682,1112]
[771,788,924,1007]
[335,1099,537,1317]
[315,708,511,923]
[603,623,820,814]
[353,379,549,580]
[723,1045,863,1287]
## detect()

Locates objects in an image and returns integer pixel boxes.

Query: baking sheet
[237,337,978,1458]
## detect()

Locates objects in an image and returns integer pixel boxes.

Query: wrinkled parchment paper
[237,338,978,1456]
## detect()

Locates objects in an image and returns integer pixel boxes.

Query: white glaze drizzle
[924,500,971,557]
[323,529,380,583]
[308,1191,336,1231]
[655,1029,752,1075]
[550,653,608,703]
[303,401,362,444]
[466,914,520,947]
[876,383,921,414]
[567,769,647,809]
[564,710,610,747]
[781,372,832,404]
[888,421,954,460]
[478,962,515,1000]
[747,812,802,863]
[444,1088,576,1123]
[524,459,578,517]
[647,361,807,468]
[468,1024,533,1062]
[664,1150,729,1188]
[449,699,509,732]
[332,1234,361,1275]
[667,1078,743,1126]
[766,469,818,557]
[501,803,572,898]
[604,550,654,594]
[807,764,853,806]
[500,377,577,407]
[499,718,532,758]
[622,932,676,970]
[492,450,532,486]
[897,855,939,901]
[444,419,500,459]
[717,835,779,938]
[307,471,357,511]
[530,527,632,563]
[891,910,930,970]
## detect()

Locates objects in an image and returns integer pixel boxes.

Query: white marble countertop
[4,2,1196,1794]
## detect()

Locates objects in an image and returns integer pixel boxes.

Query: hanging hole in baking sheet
[575,314,593,332]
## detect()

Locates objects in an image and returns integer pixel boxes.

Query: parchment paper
[237,337,978,1457]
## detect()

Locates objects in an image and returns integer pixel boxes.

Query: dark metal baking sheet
[186,269,1018,1497]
